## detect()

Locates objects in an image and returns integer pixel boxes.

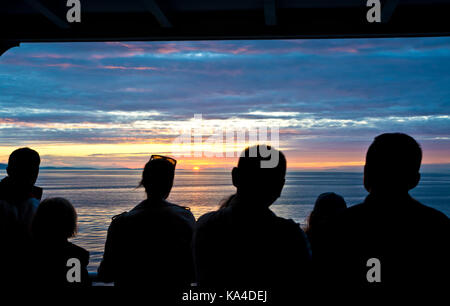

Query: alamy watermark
[66,0,81,23]
[66,257,81,283]
[171,114,280,168]
[366,257,381,283]
[57,1,385,26]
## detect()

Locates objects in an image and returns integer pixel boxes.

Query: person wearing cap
[98,155,195,289]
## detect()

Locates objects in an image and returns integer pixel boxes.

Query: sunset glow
[0,38,449,171]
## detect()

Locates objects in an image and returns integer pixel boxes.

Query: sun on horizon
[0,39,449,171]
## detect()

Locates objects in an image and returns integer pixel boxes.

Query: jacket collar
[364,192,414,208]
[0,176,42,203]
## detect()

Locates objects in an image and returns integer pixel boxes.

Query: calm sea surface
[2,169,448,272]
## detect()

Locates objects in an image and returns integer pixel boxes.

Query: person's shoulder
[411,199,449,224]
[343,202,366,214]
[197,208,230,228]
[335,202,368,222]
[66,242,89,255]
[196,210,217,226]
[165,202,196,225]
[272,213,297,225]
[272,214,304,233]
[166,201,194,215]
[65,242,90,265]
[111,201,147,222]
[111,210,129,224]
[269,215,311,251]
[105,211,129,233]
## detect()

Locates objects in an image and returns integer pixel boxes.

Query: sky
[0,37,449,170]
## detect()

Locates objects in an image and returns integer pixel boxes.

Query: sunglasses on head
[150,155,177,167]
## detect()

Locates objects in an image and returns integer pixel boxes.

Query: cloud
[0,37,449,167]
[99,65,159,71]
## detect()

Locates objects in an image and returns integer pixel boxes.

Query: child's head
[32,197,77,241]
[306,192,347,236]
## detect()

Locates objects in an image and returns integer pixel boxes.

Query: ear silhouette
[363,165,371,192]
[408,172,420,190]
[231,167,239,188]
[272,178,285,200]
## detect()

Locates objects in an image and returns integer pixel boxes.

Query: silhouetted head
[311,192,347,217]
[306,192,347,238]
[32,197,77,242]
[7,147,40,187]
[139,155,176,200]
[232,145,286,208]
[364,133,422,195]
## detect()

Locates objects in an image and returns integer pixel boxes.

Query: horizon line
[1,163,450,173]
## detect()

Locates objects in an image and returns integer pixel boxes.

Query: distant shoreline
[0,163,449,173]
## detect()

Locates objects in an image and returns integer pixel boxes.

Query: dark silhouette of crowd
[0,133,448,294]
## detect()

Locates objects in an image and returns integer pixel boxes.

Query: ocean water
[3,169,449,272]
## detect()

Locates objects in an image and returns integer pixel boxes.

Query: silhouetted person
[98,155,195,289]
[315,133,450,289]
[31,197,90,287]
[305,192,346,249]
[194,145,311,293]
[0,147,42,286]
